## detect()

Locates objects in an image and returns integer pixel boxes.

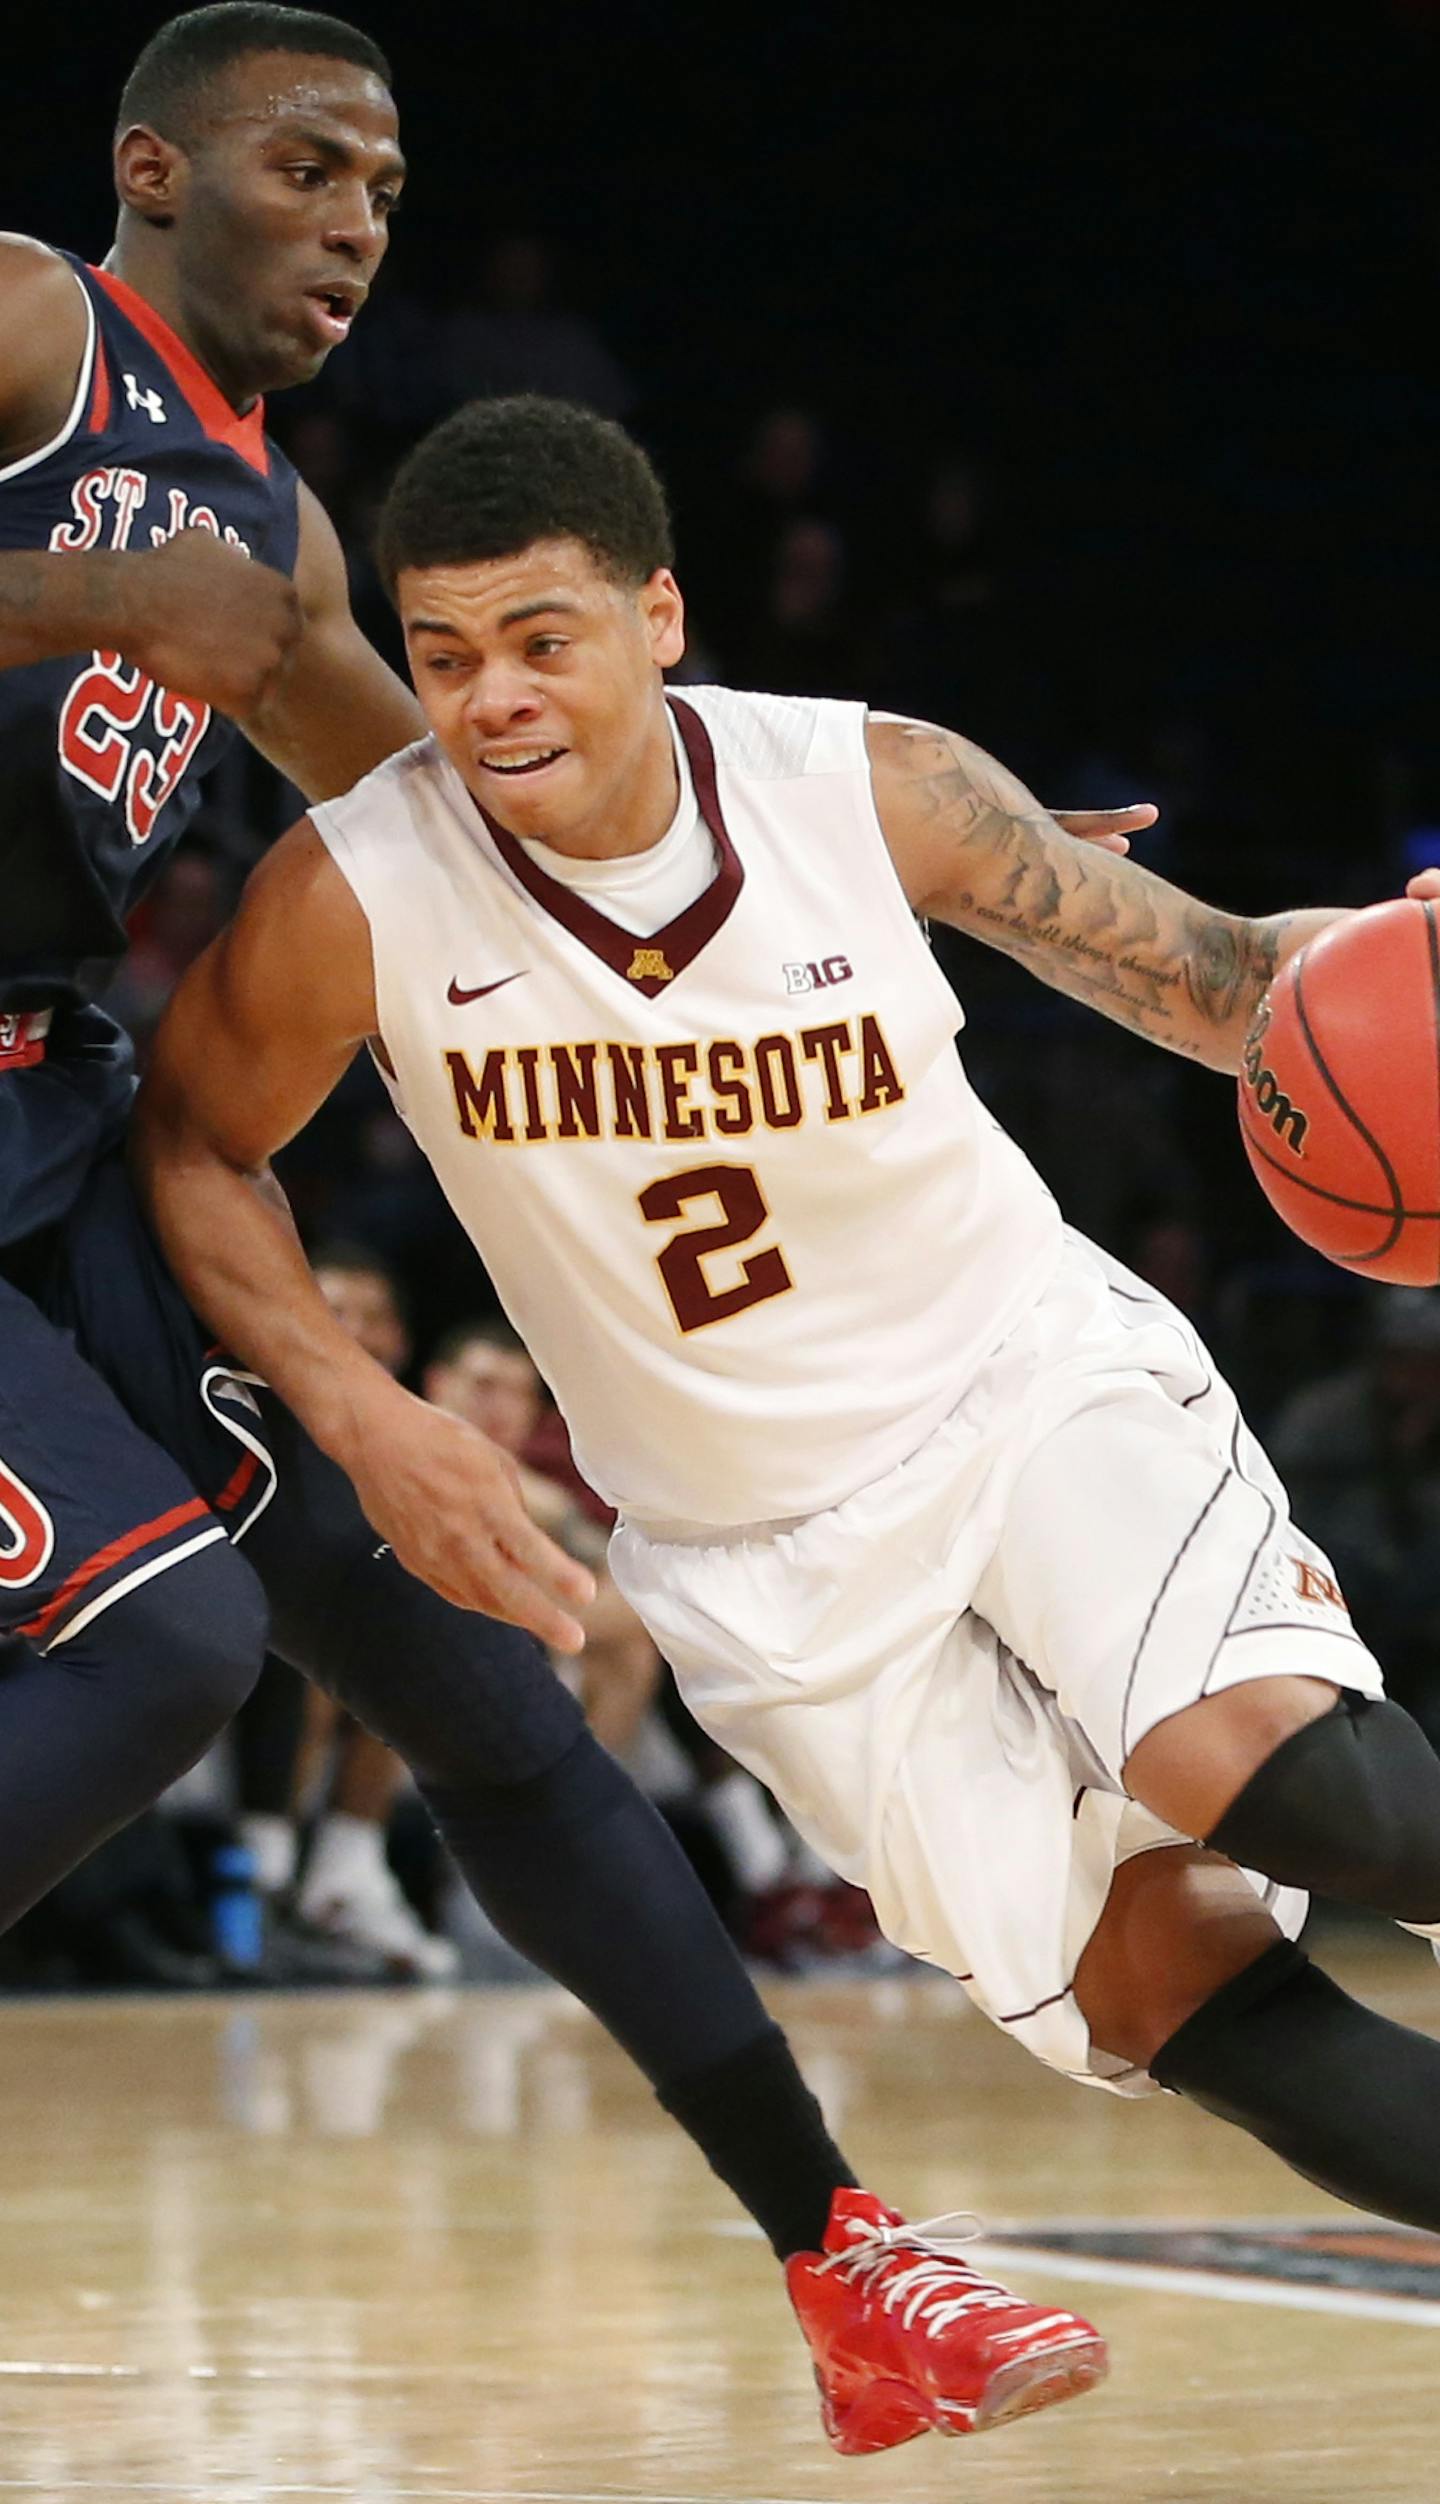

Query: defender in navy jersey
[0,2,1145,2448]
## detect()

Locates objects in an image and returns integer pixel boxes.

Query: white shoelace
[813,2211,1029,2341]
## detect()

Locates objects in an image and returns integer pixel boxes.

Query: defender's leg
[0,1270,266,1927]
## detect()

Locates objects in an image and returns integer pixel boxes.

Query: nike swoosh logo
[447,972,527,1005]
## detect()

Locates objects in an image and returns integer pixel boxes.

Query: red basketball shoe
[785,2189,1108,2453]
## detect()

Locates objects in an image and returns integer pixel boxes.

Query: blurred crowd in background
[10,0,1440,1994]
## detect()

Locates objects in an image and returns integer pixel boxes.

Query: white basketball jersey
[312,686,1061,1528]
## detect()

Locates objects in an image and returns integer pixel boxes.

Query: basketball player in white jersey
[136,396,1440,2436]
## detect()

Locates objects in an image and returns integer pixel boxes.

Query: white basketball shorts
[610,1229,1384,2095]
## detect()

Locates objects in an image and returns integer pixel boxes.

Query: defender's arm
[0,238,144,668]
[869,715,1342,1074]
[132,825,592,1646]
[242,482,425,800]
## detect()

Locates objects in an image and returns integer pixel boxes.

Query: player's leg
[0,1270,266,1927]
[245,1408,1109,2447]
[1125,1679,1440,1924]
[45,1154,855,2247]
[242,1394,854,2257]
[969,1237,1440,1927]
[1074,1842,1440,2232]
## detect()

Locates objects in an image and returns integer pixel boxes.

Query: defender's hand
[340,1383,596,1651]
[1407,870,1440,902]
[1048,803,1158,858]
[122,530,303,718]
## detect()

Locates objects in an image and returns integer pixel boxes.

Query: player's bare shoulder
[0,236,92,459]
[865,710,1060,917]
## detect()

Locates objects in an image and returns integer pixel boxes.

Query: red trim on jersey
[16,1496,211,1642]
[480,698,744,999]
[215,1451,260,1514]
[87,267,270,476]
[84,336,112,435]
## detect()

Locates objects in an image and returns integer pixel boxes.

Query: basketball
[1237,897,1440,1284]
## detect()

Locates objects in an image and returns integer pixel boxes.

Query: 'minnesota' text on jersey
[314,686,1063,1526]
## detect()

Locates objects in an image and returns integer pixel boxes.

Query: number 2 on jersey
[639,1162,794,1334]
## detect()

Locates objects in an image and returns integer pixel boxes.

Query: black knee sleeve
[1207,1692,1440,1922]
[1152,1939,1440,2233]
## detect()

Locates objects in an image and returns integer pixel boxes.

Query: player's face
[429,1345,542,1454]
[150,52,404,397]
[315,1265,410,1376]
[400,539,687,858]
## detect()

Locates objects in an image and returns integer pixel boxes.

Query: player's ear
[114,124,190,229]
[643,569,686,672]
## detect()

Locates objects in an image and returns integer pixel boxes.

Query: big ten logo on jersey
[783,955,852,996]
[52,482,252,846]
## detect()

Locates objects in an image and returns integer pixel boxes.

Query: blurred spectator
[870,452,1028,751]
[691,404,837,663]
[423,1320,662,1757]
[740,516,864,699]
[442,236,634,417]
[107,851,226,1062]
[266,1246,460,1979]
[1269,1286,1440,1750]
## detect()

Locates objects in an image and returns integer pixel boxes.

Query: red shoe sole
[968,2333,1110,2436]
[819,2333,1109,2453]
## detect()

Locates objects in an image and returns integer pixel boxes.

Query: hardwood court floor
[0,1929,1434,2502]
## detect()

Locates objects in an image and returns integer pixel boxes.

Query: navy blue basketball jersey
[0,248,300,1242]
[0,251,300,1015]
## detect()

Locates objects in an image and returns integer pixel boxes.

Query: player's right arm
[130,824,594,1649]
[0,237,301,709]
[869,713,1345,1073]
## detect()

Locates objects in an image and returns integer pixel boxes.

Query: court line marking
[0,2486,823,2503]
[976,2240,1440,2327]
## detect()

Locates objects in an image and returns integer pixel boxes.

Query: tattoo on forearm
[898,725,1290,1063]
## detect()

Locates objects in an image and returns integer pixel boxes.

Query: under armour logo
[123,373,168,424]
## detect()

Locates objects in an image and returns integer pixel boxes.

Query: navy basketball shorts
[0,1151,273,1653]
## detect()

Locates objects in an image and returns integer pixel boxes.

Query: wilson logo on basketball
[1241,1002,1309,1155]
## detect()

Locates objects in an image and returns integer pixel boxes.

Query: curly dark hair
[376,395,675,597]
[119,5,390,144]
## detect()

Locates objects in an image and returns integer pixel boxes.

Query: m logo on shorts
[1293,1558,1347,1612]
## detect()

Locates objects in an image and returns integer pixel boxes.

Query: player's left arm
[868,715,1343,1074]
[241,482,425,803]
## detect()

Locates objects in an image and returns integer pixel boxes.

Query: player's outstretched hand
[122,528,303,718]
[341,1383,595,1651]
[1048,803,1158,857]
[1406,870,1440,902]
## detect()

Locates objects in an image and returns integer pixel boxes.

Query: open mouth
[304,287,360,345]
[478,747,568,778]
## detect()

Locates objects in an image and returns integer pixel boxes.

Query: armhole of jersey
[0,266,98,486]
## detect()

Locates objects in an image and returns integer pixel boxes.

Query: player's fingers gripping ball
[1238,898,1440,1286]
